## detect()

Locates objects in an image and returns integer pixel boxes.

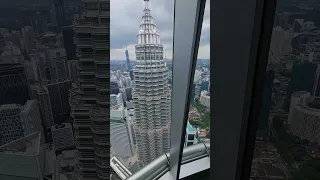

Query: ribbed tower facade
[133,0,171,168]
[69,0,109,179]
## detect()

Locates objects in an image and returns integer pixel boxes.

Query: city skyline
[110,0,210,60]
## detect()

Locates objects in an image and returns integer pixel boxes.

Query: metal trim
[170,0,206,179]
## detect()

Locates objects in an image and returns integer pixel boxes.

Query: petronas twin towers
[132,0,171,168]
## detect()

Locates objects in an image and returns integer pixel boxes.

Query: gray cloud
[111,0,210,60]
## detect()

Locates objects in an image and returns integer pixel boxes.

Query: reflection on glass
[251,0,320,179]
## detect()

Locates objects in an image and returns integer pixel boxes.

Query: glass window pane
[251,1,320,179]
[185,0,210,148]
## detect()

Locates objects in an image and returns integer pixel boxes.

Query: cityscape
[1,0,320,180]
[0,0,210,179]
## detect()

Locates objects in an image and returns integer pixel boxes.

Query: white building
[132,0,171,168]
[290,93,320,144]
[51,123,74,151]
[200,90,210,108]
[110,105,133,158]
[185,122,198,147]
[110,93,123,107]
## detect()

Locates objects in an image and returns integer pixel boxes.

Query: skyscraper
[70,0,109,179]
[21,26,36,54]
[125,45,131,71]
[62,26,77,60]
[0,64,30,106]
[53,0,65,32]
[132,0,171,168]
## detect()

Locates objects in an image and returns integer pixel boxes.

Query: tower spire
[144,0,149,9]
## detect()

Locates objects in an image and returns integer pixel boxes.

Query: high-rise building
[184,122,198,147]
[62,26,77,60]
[200,90,210,108]
[268,26,285,66]
[53,0,65,32]
[69,0,109,179]
[290,93,320,144]
[51,123,74,151]
[31,13,49,34]
[47,48,68,80]
[110,93,123,107]
[293,19,304,33]
[125,45,131,71]
[1,42,24,64]
[22,26,36,54]
[11,30,22,50]
[111,76,120,94]
[0,63,30,106]
[30,84,54,127]
[132,0,171,168]
[67,60,79,83]
[0,100,42,146]
[46,79,72,117]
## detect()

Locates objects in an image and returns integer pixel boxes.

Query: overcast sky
[110,0,210,60]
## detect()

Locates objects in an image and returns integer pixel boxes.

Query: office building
[47,48,68,80]
[51,123,74,151]
[200,90,210,108]
[290,93,320,144]
[30,14,48,34]
[0,132,45,180]
[268,26,285,66]
[293,19,304,33]
[132,0,171,167]
[110,105,133,158]
[30,84,54,127]
[111,93,123,107]
[46,79,72,117]
[56,33,65,48]
[11,30,22,50]
[62,26,77,60]
[22,26,36,54]
[53,0,65,31]
[0,100,42,146]
[67,60,79,83]
[111,76,120,94]
[125,45,131,71]
[69,0,109,179]
[1,42,24,64]
[0,63,30,106]
[185,122,198,147]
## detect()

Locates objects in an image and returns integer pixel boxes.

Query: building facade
[69,0,109,179]
[132,0,171,168]
[51,123,74,151]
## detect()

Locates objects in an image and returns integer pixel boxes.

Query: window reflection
[251,0,320,179]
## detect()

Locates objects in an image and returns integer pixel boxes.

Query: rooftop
[0,132,41,156]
